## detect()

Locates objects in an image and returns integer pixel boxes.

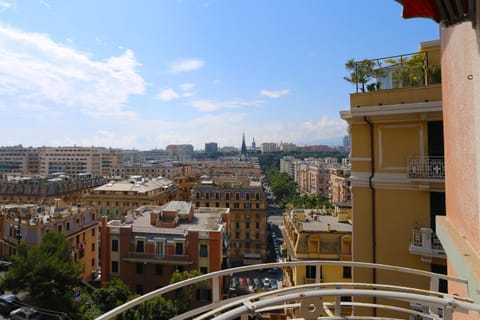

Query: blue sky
[0,0,439,150]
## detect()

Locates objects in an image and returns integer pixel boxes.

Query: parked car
[0,294,21,316]
[9,307,42,320]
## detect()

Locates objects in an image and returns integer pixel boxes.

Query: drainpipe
[364,116,377,315]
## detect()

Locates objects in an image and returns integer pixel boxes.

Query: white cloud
[39,0,50,8]
[156,88,180,101]
[0,0,15,9]
[168,59,205,73]
[260,89,289,99]
[0,26,145,118]
[179,83,195,91]
[189,99,264,112]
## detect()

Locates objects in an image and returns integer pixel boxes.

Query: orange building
[0,201,99,282]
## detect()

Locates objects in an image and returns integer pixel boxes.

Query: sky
[0,0,439,150]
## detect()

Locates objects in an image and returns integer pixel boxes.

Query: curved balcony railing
[95,261,480,320]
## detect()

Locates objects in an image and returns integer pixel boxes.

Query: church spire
[240,132,248,159]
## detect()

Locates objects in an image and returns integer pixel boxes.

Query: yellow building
[83,176,181,221]
[282,208,352,315]
[192,175,267,266]
[0,201,99,282]
[340,40,446,316]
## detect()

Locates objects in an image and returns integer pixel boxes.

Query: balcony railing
[349,51,441,93]
[407,156,445,179]
[409,227,446,259]
[124,252,192,264]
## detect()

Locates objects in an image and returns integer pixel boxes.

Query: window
[343,266,352,279]
[136,263,144,274]
[136,240,144,253]
[255,203,260,209]
[112,239,119,252]
[111,261,119,273]
[255,233,259,240]
[235,193,239,200]
[235,232,240,239]
[175,243,183,255]
[205,202,209,207]
[91,258,95,267]
[200,244,208,257]
[246,193,250,200]
[256,222,259,229]
[215,202,219,207]
[91,228,96,236]
[234,202,239,208]
[66,222,70,230]
[246,222,250,228]
[226,193,230,200]
[200,266,208,274]
[155,264,163,275]
[91,243,95,252]
[156,241,164,256]
[306,265,317,279]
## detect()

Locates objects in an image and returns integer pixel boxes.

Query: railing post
[212,276,220,303]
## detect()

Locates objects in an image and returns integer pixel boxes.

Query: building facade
[0,202,99,282]
[340,40,446,317]
[166,144,194,161]
[191,176,267,265]
[100,201,229,301]
[0,174,105,205]
[83,176,180,221]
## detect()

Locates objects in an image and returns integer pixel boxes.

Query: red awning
[396,0,441,22]
[396,0,472,25]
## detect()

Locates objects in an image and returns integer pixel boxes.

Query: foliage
[344,58,381,93]
[1,231,81,314]
[169,269,204,314]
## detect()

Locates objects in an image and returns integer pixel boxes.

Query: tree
[344,58,380,93]
[169,269,203,314]
[1,231,81,314]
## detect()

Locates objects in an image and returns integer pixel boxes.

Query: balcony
[349,51,442,107]
[409,227,446,261]
[407,156,445,179]
[124,252,192,265]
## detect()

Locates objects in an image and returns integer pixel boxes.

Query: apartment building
[192,176,267,266]
[189,158,262,177]
[329,168,352,206]
[260,143,278,153]
[100,201,229,301]
[111,162,193,180]
[166,144,194,161]
[0,145,39,177]
[0,173,105,205]
[340,40,445,317]
[0,202,99,282]
[83,176,180,222]
[282,208,352,314]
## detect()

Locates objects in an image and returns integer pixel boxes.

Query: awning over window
[396,0,475,26]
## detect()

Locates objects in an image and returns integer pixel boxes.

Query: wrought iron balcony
[124,252,192,265]
[409,227,446,260]
[408,156,445,179]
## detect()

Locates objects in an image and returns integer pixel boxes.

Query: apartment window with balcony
[175,243,183,255]
[156,241,164,256]
[306,265,320,279]
[200,244,208,257]
[235,193,240,200]
[111,261,119,273]
[136,240,145,253]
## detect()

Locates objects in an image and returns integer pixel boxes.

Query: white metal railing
[94,261,480,320]
[410,227,446,259]
[408,156,445,179]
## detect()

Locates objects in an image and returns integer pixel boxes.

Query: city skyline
[0,1,438,150]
